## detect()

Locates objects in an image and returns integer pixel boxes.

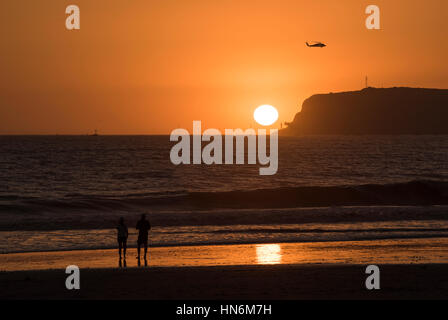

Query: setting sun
[254,105,279,126]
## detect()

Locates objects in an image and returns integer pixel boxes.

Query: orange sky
[1,0,447,134]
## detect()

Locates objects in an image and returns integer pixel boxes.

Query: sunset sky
[1,0,447,134]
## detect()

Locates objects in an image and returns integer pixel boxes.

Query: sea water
[1,135,447,253]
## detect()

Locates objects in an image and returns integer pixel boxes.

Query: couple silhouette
[117,213,151,268]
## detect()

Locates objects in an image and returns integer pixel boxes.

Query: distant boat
[91,129,99,136]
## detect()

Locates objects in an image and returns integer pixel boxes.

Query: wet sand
[1,238,448,299]
[2,238,448,271]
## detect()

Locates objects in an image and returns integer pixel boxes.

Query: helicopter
[306,41,327,48]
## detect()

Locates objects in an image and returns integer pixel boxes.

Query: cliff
[282,87,448,135]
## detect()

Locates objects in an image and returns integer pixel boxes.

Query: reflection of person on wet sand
[117,217,128,267]
[136,213,151,266]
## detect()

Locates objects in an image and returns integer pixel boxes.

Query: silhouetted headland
[282,87,448,135]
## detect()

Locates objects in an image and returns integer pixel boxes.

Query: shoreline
[3,233,448,255]
[2,212,448,254]
[1,237,448,272]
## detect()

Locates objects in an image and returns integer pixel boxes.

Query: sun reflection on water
[256,244,282,265]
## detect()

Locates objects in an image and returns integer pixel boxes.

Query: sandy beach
[1,264,448,300]
[1,238,448,299]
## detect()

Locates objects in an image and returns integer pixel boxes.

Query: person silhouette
[136,213,151,265]
[117,217,128,265]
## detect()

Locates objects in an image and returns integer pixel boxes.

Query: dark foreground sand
[1,264,448,300]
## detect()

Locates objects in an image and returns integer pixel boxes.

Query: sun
[253,105,279,126]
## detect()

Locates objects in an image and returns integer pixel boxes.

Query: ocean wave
[1,180,448,215]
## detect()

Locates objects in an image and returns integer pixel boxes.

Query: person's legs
[137,243,141,259]
[144,241,148,259]
[123,240,127,259]
[118,240,123,258]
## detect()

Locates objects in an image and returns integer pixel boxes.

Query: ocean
[1,135,448,253]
